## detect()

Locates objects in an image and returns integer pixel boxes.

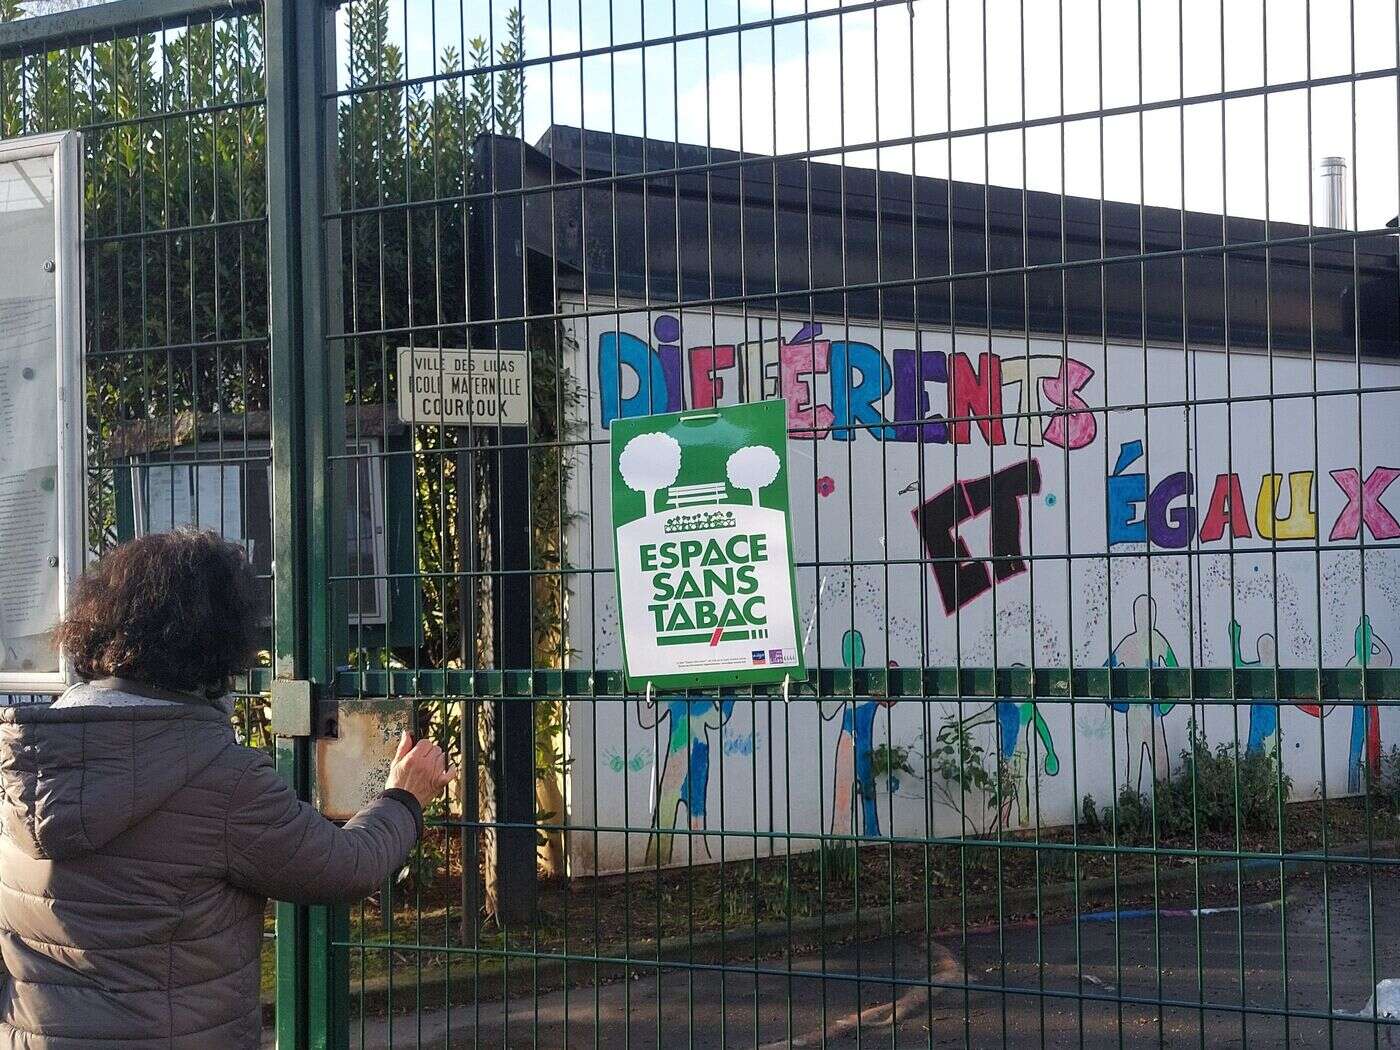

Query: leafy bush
[819,842,858,889]
[396,797,450,893]
[868,742,916,793]
[1082,723,1292,843]
[928,713,1012,837]
[1079,793,1101,834]
[1371,746,1400,811]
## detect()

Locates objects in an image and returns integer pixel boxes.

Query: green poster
[611,400,806,690]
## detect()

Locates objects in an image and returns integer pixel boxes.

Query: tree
[3,0,562,917]
[3,11,270,550]
[333,0,579,912]
[4,0,104,16]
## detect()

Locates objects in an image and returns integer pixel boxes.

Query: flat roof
[474,126,1399,358]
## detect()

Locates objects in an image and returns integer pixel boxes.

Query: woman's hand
[385,732,458,810]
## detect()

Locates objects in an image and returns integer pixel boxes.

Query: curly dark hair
[54,529,263,695]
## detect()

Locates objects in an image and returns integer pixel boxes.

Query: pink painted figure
[823,630,897,838]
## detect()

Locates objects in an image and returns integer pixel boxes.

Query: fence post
[469,132,538,928]
[265,0,309,1040]
[266,0,344,1045]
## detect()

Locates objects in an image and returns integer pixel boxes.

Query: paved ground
[284,867,1400,1048]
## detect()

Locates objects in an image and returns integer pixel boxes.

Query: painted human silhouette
[961,666,1060,826]
[823,629,896,838]
[1347,615,1393,793]
[1106,595,1180,794]
[640,696,736,864]
[1228,619,1283,757]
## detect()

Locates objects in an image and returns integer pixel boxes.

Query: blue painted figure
[1347,616,1392,793]
[996,702,1022,761]
[962,666,1060,826]
[1106,595,1180,794]
[1228,619,1280,757]
[640,696,736,864]
[848,700,884,834]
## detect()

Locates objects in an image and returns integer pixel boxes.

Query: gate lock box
[316,697,417,821]
[269,681,416,819]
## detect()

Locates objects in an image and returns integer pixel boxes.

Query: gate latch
[270,679,336,739]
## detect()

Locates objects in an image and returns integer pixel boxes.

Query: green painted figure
[962,667,1060,827]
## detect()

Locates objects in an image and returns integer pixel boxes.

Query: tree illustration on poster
[611,401,806,690]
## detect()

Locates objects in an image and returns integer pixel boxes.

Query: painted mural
[825,629,896,838]
[961,676,1061,828]
[1106,595,1181,795]
[1229,618,1287,757]
[561,303,1400,874]
[1347,616,1393,793]
[638,695,736,864]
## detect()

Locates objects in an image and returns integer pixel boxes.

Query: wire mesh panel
[1,3,271,611]
[0,0,278,1019]
[320,0,1400,1046]
[7,0,1400,1047]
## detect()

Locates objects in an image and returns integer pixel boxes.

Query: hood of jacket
[0,689,235,861]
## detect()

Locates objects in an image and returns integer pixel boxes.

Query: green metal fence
[6,0,1400,1047]
[0,0,291,1033]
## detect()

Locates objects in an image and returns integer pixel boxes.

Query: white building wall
[561,302,1400,875]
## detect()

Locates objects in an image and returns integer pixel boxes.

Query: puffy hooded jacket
[0,681,421,1049]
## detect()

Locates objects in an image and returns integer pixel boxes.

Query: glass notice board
[0,133,84,692]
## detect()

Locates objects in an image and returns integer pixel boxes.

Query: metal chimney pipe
[1320,156,1349,229]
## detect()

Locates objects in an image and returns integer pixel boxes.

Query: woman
[0,530,455,1049]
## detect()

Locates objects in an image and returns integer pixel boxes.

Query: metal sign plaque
[396,347,531,428]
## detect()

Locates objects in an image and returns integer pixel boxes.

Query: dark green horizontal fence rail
[0,0,258,55]
[249,666,1400,702]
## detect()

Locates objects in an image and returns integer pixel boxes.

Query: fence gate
[5,0,1400,1047]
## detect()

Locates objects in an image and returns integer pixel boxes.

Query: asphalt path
[274,867,1400,1049]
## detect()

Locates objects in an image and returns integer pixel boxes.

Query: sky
[17,0,1398,227]
[358,0,1400,228]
